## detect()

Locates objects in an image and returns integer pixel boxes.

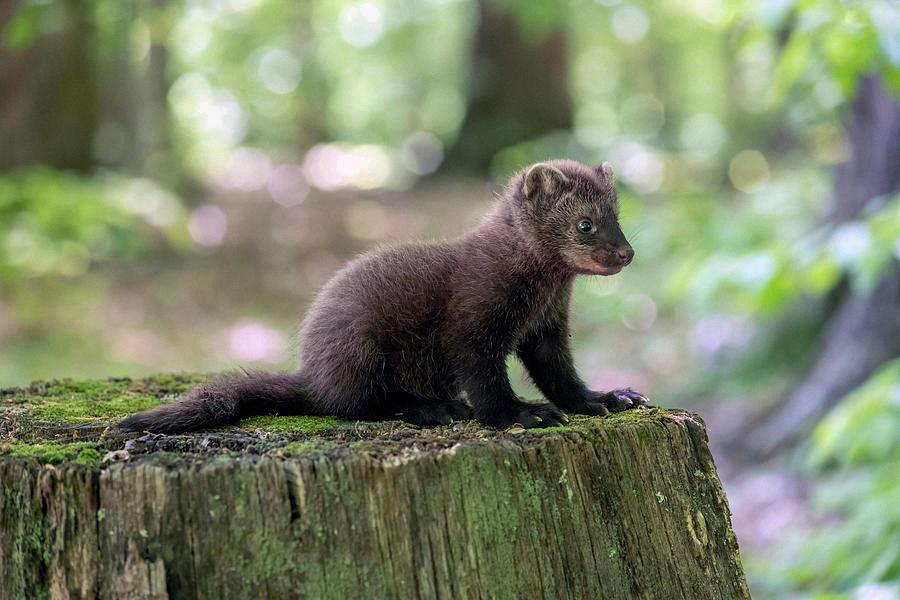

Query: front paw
[478,402,569,429]
[568,388,651,415]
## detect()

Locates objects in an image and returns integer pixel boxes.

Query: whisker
[626,225,645,243]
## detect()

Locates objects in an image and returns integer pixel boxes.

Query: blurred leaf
[803,255,841,294]
[761,361,900,592]
[757,0,900,110]
[2,4,45,50]
[492,0,566,40]
[0,168,186,281]
[810,359,900,468]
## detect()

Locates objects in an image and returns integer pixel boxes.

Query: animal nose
[616,247,634,265]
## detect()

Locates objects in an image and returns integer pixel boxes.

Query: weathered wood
[0,375,749,599]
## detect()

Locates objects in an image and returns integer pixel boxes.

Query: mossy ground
[3,373,204,423]
[3,441,103,467]
[238,415,339,434]
[1,374,685,468]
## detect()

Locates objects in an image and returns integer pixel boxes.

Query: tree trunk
[0,375,749,599]
[445,0,572,173]
[748,75,900,457]
[94,0,172,177]
[0,0,98,172]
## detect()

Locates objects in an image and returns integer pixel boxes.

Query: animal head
[514,159,634,276]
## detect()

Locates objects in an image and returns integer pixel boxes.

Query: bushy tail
[116,371,314,434]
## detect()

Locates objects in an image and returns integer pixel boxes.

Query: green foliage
[670,192,900,315]
[748,0,900,105]
[162,0,470,176]
[2,0,55,50]
[19,375,203,422]
[810,360,900,471]
[758,362,900,596]
[0,168,186,283]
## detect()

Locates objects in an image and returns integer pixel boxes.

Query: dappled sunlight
[214,147,271,193]
[302,143,405,191]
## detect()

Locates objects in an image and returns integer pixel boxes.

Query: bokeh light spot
[267,164,309,207]
[828,222,872,267]
[256,47,302,95]
[338,2,385,48]
[226,321,287,363]
[612,5,650,44]
[728,150,770,192]
[188,204,228,246]
[621,294,657,331]
[611,142,664,194]
[401,132,444,175]
[680,113,726,159]
[219,147,271,192]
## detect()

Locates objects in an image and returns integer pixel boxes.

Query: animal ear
[597,161,615,180]
[523,163,570,199]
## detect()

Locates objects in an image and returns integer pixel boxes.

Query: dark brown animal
[118,159,649,433]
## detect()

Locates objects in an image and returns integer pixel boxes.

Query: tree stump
[0,375,749,599]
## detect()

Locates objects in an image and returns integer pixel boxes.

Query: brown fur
[117,159,648,433]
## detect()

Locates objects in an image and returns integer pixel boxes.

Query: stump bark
[0,375,749,599]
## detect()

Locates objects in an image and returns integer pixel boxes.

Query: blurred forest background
[0,0,898,597]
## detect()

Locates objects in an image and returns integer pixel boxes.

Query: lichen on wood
[0,375,750,599]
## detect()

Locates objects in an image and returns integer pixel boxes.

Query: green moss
[16,374,206,423]
[5,441,102,467]
[3,485,50,597]
[238,415,339,434]
[30,392,161,422]
[602,407,673,425]
[235,532,300,591]
[532,425,570,433]
[274,441,336,456]
[33,378,125,397]
[34,373,202,397]
[527,409,675,437]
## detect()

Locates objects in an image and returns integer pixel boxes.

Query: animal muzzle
[598,245,634,268]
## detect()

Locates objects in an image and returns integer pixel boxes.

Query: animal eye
[577,218,593,233]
